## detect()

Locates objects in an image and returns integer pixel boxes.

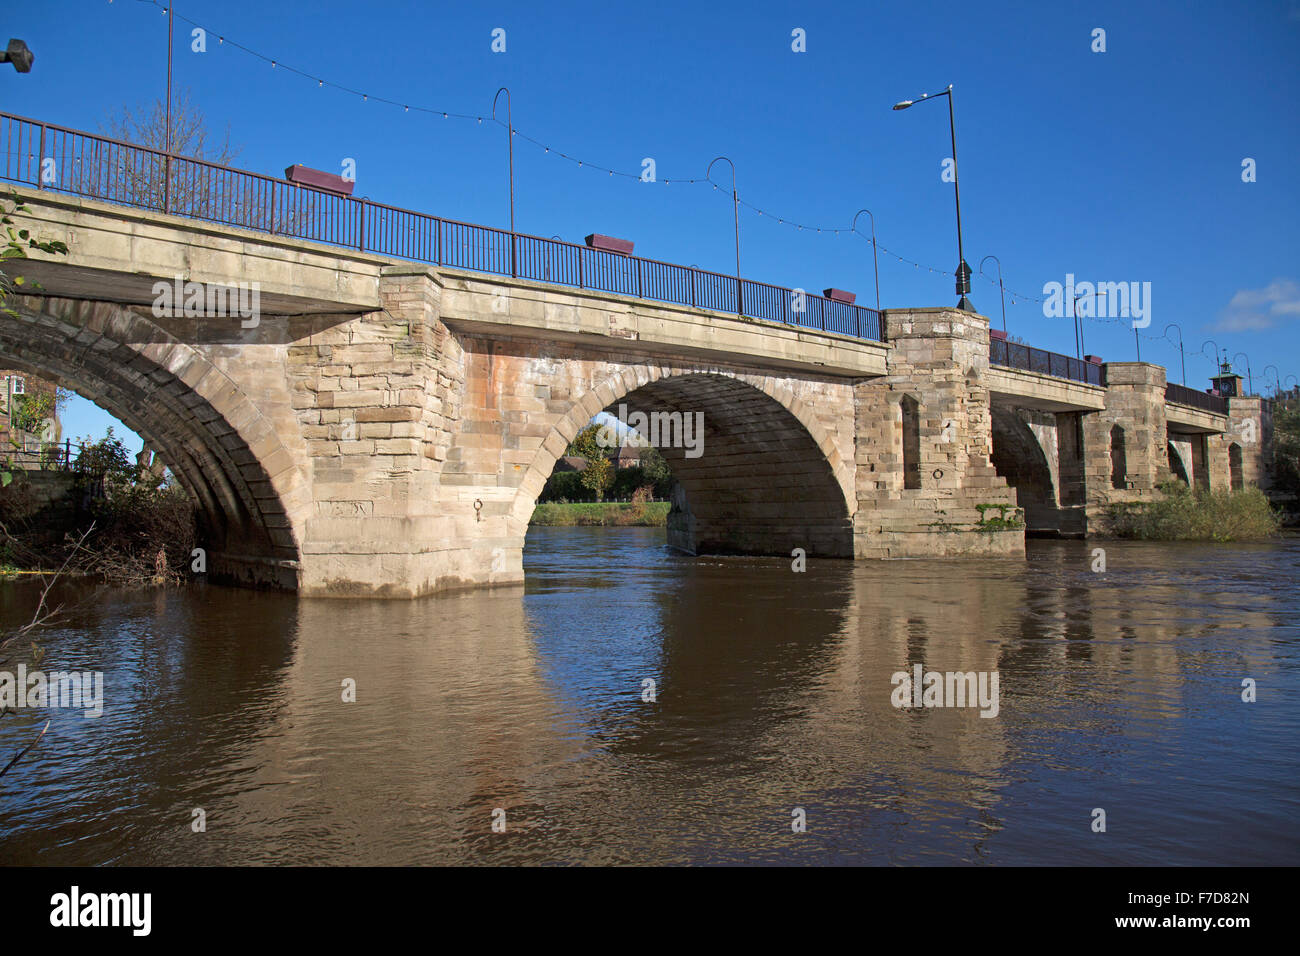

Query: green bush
[530,501,669,527]
[1106,481,1279,541]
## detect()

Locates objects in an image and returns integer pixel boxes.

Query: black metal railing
[2,438,102,473]
[989,339,1105,386]
[0,111,884,343]
[1165,382,1228,415]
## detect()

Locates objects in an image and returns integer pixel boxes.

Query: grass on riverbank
[1106,483,1280,541]
[530,501,669,527]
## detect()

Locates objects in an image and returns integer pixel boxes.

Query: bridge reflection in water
[0,532,1292,866]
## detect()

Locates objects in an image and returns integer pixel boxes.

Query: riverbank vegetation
[539,424,675,503]
[531,499,669,527]
[1106,482,1280,541]
[1,429,196,587]
[1269,394,1300,523]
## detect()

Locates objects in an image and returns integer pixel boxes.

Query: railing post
[37,124,46,189]
[435,217,442,265]
[269,180,276,234]
[578,248,584,289]
[690,269,696,308]
[358,199,366,251]
[510,233,517,278]
[636,258,643,299]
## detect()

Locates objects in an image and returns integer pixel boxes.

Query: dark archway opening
[989,407,1060,535]
[1229,443,1244,490]
[900,394,921,491]
[1110,425,1128,490]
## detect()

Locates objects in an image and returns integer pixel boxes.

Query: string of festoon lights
[119,0,1216,360]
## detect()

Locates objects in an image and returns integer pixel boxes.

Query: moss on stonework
[976,502,1024,532]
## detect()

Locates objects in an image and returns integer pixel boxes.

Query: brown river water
[1,530,1297,865]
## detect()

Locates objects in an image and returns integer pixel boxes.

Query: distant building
[613,445,642,469]
[552,455,590,473]
[0,369,61,451]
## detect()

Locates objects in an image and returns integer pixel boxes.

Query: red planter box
[1085,354,1104,365]
[585,234,634,255]
[989,329,1008,342]
[284,164,354,196]
[823,288,856,305]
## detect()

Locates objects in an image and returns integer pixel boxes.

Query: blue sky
[5,0,1299,449]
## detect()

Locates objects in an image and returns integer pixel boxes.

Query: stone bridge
[1,186,1265,596]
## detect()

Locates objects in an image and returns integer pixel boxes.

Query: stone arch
[1228,442,1244,490]
[511,366,854,557]
[1,296,308,584]
[990,407,1057,533]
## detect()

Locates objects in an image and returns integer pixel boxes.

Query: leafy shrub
[1106,481,1279,541]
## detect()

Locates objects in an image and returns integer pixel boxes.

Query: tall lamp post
[978,255,1007,335]
[893,85,972,312]
[851,209,881,311]
[164,4,174,213]
[1201,340,1227,379]
[1285,374,1298,396]
[1163,324,1187,385]
[492,87,516,277]
[1072,290,1107,361]
[707,157,742,317]
[1232,352,1254,396]
[1262,365,1281,397]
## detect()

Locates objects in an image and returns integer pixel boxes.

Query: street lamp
[893,85,972,312]
[1232,352,1254,396]
[978,255,1007,335]
[1,38,34,73]
[1201,339,1228,377]
[1072,290,1107,361]
[493,87,516,277]
[1262,365,1281,397]
[164,5,174,213]
[851,209,881,311]
[1163,323,1187,386]
[707,156,742,316]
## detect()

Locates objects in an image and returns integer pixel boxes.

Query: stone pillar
[1210,396,1265,489]
[289,267,521,597]
[1083,362,1170,529]
[854,308,1023,557]
[1055,411,1088,535]
[1190,434,1210,490]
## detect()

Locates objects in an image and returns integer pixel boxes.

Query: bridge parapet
[0,110,882,343]
[990,338,1104,386]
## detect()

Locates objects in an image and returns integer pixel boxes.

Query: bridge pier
[290,267,524,597]
[854,308,1024,558]
[1081,362,1172,527]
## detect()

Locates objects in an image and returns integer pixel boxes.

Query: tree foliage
[580,455,613,500]
[1271,396,1300,496]
[566,423,610,462]
[2,192,70,488]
